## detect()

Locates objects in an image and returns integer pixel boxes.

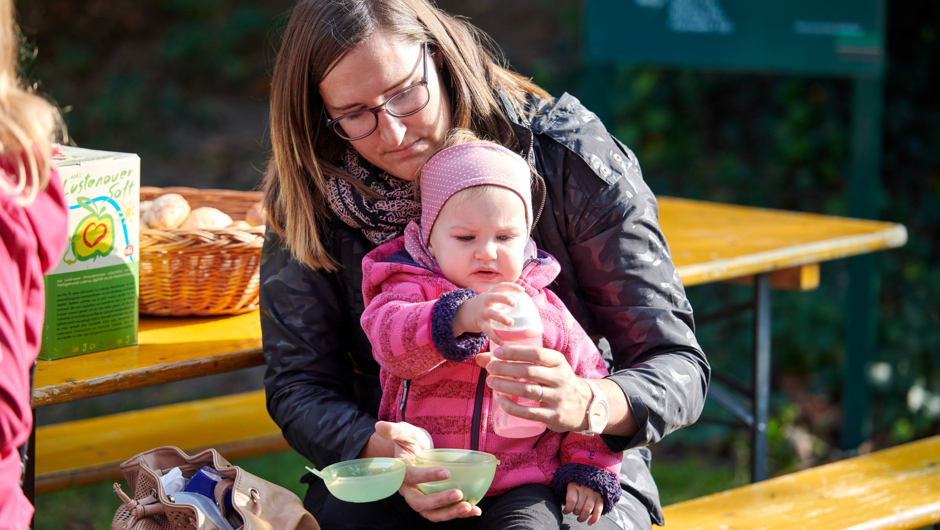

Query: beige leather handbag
[111,446,319,530]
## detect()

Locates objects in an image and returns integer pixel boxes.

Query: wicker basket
[139,187,265,316]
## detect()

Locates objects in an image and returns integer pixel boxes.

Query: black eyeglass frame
[325,43,431,141]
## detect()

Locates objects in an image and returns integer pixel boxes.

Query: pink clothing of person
[0,164,67,529]
[361,233,622,512]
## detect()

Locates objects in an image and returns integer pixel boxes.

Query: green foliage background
[586,6,940,454]
[16,0,939,480]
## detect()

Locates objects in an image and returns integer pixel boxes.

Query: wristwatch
[579,379,610,436]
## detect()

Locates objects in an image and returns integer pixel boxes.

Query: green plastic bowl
[315,457,407,503]
[414,449,500,506]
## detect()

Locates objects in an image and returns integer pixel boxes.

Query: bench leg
[25,420,35,503]
[24,359,36,527]
[751,273,771,483]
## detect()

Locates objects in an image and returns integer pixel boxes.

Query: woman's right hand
[374,421,482,521]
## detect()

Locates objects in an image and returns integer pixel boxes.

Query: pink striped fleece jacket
[361,236,622,512]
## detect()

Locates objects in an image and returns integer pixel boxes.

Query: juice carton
[39,146,141,360]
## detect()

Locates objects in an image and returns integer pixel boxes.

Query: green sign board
[585,0,884,77]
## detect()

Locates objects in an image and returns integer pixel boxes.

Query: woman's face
[319,31,452,182]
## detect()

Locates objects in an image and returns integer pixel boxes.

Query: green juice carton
[39,146,141,360]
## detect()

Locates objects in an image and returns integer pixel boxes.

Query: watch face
[589,400,610,432]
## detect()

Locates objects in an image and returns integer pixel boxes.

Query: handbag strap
[214,477,235,517]
[113,483,165,529]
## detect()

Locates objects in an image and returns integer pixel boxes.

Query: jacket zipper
[399,379,411,422]
[532,172,547,231]
[525,127,547,230]
[507,94,546,230]
[531,429,548,449]
[470,368,488,451]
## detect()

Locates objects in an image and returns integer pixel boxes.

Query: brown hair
[0,0,61,206]
[263,0,551,271]
[413,126,497,202]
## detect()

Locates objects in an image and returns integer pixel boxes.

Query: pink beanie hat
[418,142,532,245]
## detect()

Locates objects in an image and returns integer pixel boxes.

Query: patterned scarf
[326,146,422,245]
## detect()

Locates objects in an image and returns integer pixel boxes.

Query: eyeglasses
[325,43,431,141]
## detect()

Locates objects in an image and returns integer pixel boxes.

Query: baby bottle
[489,291,547,438]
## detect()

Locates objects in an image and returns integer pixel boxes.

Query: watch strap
[580,379,608,436]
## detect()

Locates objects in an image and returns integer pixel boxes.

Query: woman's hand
[453,282,524,344]
[478,345,638,437]
[374,420,433,459]
[374,421,482,521]
[476,345,593,433]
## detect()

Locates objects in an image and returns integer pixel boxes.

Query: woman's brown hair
[0,0,61,206]
[263,0,551,271]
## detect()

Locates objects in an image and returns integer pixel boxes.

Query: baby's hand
[453,283,524,343]
[563,482,604,526]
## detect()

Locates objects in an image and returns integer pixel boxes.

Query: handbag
[111,446,320,530]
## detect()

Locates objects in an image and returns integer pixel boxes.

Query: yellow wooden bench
[35,389,288,495]
[662,435,940,530]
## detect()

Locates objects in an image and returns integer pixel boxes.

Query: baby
[361,133,621,525]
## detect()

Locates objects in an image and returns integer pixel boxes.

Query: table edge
[31,346,265,408]
[677,224,907,286]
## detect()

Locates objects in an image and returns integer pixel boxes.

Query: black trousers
[315,483,645,530]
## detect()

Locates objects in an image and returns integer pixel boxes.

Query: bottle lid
[491,292,542,332]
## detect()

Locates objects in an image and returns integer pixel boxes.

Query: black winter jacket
[260,91,710,526]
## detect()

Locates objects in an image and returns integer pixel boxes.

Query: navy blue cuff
[431,289,487,362]
[550,463,622,515]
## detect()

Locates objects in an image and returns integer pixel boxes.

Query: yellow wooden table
[659,197,907,482]
[27,311,264,499]
[660,196,907,286]
[27,198,907,495]
[32,310,262,407]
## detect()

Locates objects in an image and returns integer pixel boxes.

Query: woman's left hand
[476,345,592,433]
[374,420,434,459]
[374,421,482,521]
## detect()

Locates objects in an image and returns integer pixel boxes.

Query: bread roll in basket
[139,187,265,316]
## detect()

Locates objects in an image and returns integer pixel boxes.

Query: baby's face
[428,187,529,294]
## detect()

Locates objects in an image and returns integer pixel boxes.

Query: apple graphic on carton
[64,197,115,264]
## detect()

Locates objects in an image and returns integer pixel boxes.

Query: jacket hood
[363,235,562,305]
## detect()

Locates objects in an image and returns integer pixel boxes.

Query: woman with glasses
[260,1,709,528]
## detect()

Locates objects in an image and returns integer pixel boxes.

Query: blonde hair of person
[263,0,551,271]
[0,0,58,206]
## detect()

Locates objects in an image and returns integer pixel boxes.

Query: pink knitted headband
[419,142,533,245]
